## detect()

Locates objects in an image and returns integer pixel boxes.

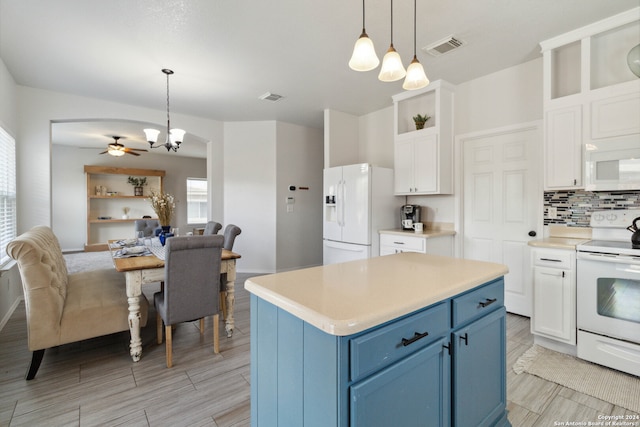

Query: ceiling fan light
[402,56,430,90]
[143,128,160,144]
[169,128,185,145]
[349,32,380,72]
[108,146,125,157]
[378,46,406,82]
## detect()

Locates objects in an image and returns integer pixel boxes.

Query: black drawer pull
[401,331,429,347]
[478,298,497,308]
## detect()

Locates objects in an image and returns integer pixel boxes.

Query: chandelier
[348,0,429,91]
[143,69,185,152]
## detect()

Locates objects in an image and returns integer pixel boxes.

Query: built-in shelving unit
[84,165,165,251]
[392,80,455,195]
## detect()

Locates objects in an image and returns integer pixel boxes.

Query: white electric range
[576,209,640,377]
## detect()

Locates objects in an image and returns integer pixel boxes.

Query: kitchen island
[246,252,511,427]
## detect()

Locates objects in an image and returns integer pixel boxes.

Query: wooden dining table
[110,241,241,362]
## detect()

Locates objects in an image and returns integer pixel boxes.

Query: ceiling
[1,0,638,158]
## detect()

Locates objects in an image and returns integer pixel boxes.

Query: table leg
[224,261,236,337]
[125,270,144,361]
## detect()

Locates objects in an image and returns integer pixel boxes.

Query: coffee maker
[401,204,421,230]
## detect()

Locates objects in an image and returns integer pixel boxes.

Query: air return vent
[422,36,465,57]
[259,92,284,102]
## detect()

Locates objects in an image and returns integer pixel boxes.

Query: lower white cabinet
[379,233,453,257]
[531,248,576,345]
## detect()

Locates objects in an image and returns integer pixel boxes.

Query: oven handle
[577,251,640,266]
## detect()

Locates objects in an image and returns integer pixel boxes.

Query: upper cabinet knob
[528,230,537,237]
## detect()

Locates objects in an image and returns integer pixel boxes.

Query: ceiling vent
[259,92,284,102]
[422,36,465,57]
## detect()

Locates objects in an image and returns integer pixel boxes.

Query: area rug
[64,251,114,274]
[513,344,640,413]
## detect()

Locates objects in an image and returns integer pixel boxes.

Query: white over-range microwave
[584,135,640,191]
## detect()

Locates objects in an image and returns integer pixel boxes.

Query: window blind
[0,126,16,266]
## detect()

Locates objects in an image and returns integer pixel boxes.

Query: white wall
[275,122,323,271]
[224,121,324,273]
[359,106,394,169]
[224,121,278,273]
[324,109,359,168]
[52,144,206,251]
[455,58,543,136]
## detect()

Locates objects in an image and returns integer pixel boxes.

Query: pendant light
[348,0,379,72]
[378,0,406,82]
[143,69,185,152]
[402,0,429,90]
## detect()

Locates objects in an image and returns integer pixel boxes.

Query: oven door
[577,252,640,344]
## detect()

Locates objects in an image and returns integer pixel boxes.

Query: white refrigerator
[323,163,396,265]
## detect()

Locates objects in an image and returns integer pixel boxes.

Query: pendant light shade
[379,46,406,81]
[403,56,429,90]
[349,0,379,72]
[378,0,405,82]
[403,0,429,90]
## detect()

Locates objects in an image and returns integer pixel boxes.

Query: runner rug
[513,344,640,414]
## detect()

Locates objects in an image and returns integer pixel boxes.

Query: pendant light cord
[361,0,366,32]
[166,71,171,135]
[390,0,394,46]
[412,0,417,57]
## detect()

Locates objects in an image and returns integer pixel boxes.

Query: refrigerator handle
[338,179,345,227]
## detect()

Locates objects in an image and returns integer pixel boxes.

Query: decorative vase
[159,226,173,246]
[415,121,425,130]
[134,186,143,196]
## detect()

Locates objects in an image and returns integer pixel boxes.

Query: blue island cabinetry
[250,277,510,427]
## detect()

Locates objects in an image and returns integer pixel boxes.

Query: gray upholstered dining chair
[202,221,222,235]
[154,235,224,368]
[134,219,161,237]
[222,224,242,251]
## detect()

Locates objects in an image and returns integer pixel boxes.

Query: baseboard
[0,296,23,332]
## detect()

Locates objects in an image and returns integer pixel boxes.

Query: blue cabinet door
[452,307,507,427]
[350,337,450,427]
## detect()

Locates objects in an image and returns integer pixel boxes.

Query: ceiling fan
[100,136,148,157]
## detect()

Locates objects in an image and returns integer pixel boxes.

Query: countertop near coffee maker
[379,222,456,239]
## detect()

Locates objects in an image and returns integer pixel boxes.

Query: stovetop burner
[577,239,640,256]
[580,209,640,256]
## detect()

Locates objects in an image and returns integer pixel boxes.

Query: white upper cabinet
[541,8,640,190]
[392,80,454,195]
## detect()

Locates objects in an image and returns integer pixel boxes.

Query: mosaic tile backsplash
[543,190,640,227]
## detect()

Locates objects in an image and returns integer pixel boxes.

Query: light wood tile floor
[1,273,637,426]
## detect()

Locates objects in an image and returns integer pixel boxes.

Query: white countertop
[379,228,456,238]
[527,225,592,250]
[527,237,590,250]
[245,252,508,336]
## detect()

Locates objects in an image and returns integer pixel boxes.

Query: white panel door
[341,164,371,245]
[463,125,540,316]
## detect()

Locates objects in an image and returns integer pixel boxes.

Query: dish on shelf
[97,216,112,220]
